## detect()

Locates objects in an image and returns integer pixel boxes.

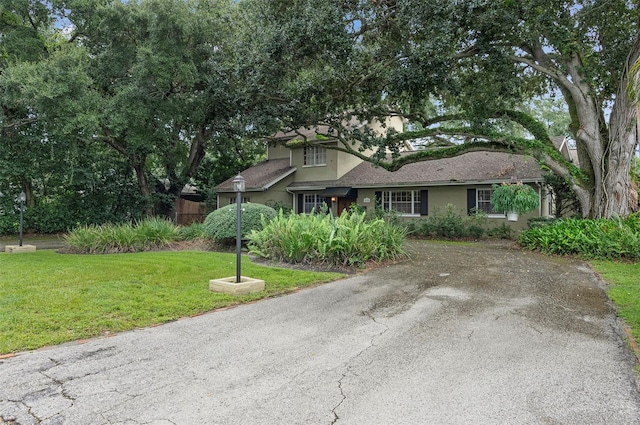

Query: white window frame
[381,190,420,217]
[303,194,326,214]
[303,145,326,167]
[476,189,505,218]
[229,197,250,205]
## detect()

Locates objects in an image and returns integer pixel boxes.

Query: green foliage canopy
[248,0,640,219]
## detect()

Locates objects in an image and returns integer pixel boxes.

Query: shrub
[433,204,466,238]
[410,205,491,240]
[248,209,407,266]
[0,213,18,235]
[518,214,640,260]
[486,223,513,239]
[203,203,277,244]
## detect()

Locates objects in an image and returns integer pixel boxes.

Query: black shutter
[297,193,304,214]
[420,190,428,216]
[375,191,382,209]
[467,188,476,215]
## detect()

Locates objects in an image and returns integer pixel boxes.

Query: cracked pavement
[2,240,640,424]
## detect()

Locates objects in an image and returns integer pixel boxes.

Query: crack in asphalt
[0,350,132,425]
[329,373,346,425]
[329,312,389,424]
[2,399,39,425]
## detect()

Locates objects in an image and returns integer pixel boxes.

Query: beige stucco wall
[336,142,364,179]
[367,116,404,135]
[290,144,340,182]
[218,176,294,210]
[267,116,406,180]
[266,143,290,160]
[355,185,543,233]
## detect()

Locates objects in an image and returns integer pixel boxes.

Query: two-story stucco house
[215,120,551,230]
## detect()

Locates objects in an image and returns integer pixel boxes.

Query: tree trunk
[133,160,153,217]
[562,45,639,219]
[599,36,640,218]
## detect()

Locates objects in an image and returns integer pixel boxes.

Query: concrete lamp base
[209,276,265,295]
[5,245,36,253]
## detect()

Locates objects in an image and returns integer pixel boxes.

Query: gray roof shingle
[216,158,295,192]
[336,151,542,187]
[218,151,543,193]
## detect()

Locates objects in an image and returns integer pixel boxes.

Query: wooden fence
[175,198,208,225]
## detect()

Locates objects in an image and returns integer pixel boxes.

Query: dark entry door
[337,197,357,215]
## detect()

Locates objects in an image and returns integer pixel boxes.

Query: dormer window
[303,145,326,166]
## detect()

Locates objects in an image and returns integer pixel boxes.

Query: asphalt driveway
[1,241,640,424]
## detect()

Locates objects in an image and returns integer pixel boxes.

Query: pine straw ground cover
[0,250,344,354]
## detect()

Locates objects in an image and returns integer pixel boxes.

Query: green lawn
[591,260,640,345]
[0,250,344,354]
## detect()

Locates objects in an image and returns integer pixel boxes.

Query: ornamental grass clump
[179,222,206,241]
[64,218,180,253]
[203,203,277,244]
[136,217,180,249]
[248,208,407,266]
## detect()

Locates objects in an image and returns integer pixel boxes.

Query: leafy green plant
[204,203,277,244]
[248,209,407,266]
[490,182,540,214]
[518,214,640,260]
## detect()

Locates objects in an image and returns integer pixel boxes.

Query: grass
[590,260,640,344]
[0,250,344,354]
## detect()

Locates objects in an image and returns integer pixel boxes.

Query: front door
[337,197,357,215]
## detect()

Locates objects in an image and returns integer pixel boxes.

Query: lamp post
[18,191,25,247]
[232,175,245,283]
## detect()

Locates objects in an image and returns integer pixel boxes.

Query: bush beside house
[204,203,277,244]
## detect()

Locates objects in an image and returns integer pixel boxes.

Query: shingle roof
[336,151,542,187]
[219,151,543,193]
[216,158,295,192]
[288,151,542,190]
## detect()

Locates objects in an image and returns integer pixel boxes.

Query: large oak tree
[247,0,640,218]
[1,0,271,219]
